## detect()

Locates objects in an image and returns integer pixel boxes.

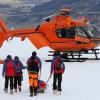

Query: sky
[0,0,51,3]
[0,0,19,3]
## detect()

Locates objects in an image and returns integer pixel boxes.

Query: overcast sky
[0,0,51,4]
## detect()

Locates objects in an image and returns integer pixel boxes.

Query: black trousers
[5,76,14,90]
[53,73,62,91]
[30,86,38,95]
[14,76,22,89]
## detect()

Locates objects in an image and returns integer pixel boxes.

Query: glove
[2,74,4,78]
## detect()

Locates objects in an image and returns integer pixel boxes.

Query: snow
[0,38,100,100]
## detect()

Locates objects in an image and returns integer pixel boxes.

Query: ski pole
[46,76,51,85]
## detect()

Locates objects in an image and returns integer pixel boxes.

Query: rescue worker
[2,55,15,94]
[27,51,42,97]
[49,51,65,95]
[14,56,26,92]
[27,51,42,79]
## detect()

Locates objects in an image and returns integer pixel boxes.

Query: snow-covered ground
[0,38,100,100]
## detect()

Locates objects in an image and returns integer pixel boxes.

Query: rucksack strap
[29,71,38,74]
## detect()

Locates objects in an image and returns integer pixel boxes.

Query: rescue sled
[38,80,47,93]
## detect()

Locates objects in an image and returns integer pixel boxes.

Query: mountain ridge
[0,0,100,28]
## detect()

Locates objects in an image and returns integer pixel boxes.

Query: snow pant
[29,73,38,94]
[5,76,14,90]
[53,73,62,91]
[14,76,22,89]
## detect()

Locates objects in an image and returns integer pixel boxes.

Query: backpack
[6,60,14,70]
[28,60,39,73]
[6,60,15,76]
[56,60,64,71]
[15,63,22,74]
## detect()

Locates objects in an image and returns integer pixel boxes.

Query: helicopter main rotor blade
[42,13,59,20]
[1,12,57,17]
[1,12,99,18]
[72,11,100,14]
[42,11,100,20]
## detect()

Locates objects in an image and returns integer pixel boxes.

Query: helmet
[32,51,37,57]
[14,56,19,60]
[7,55,12,59]
[53,51,61,57]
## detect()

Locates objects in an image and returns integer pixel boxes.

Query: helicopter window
[56,28,75,38]
[87,25,100,38]
[75,27,88,38]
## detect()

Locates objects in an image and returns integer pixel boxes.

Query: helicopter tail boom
[0,18,38,47]
[0,19,10,47]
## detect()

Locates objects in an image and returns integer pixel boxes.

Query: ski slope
[0,38,100,100]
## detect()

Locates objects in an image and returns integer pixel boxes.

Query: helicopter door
[75,27,90,44]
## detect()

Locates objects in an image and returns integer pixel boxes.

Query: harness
[29,71,38,74]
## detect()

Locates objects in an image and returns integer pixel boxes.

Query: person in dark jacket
[2,55,15,94]
[27,51,42,97]
[27,51,42,79]
[14,56,26,92]
[49,51,65,95]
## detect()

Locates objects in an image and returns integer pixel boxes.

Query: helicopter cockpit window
[87,25,100,38]
[56,28,75,38]
[75,27,88,38]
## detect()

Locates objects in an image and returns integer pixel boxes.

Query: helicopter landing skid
[46,49,100,62]
[45,59,87,62]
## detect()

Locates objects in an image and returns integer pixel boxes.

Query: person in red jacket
[2,55,15,94]
[14,56,26,92]
[49,51,65,95]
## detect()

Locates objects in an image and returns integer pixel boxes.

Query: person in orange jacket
[27,51,42,97]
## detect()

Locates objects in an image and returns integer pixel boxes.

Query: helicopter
[0,8,100,63]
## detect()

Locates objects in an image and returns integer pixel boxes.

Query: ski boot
[10,89,13,95]
[34,93,38,96]
[29,86,33,97]
[18,86,21,92]
[15,89,17,92]
[57,91,61,95]
[30,93,33,97]
[4,88,8,93]
[53,90,57,94]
